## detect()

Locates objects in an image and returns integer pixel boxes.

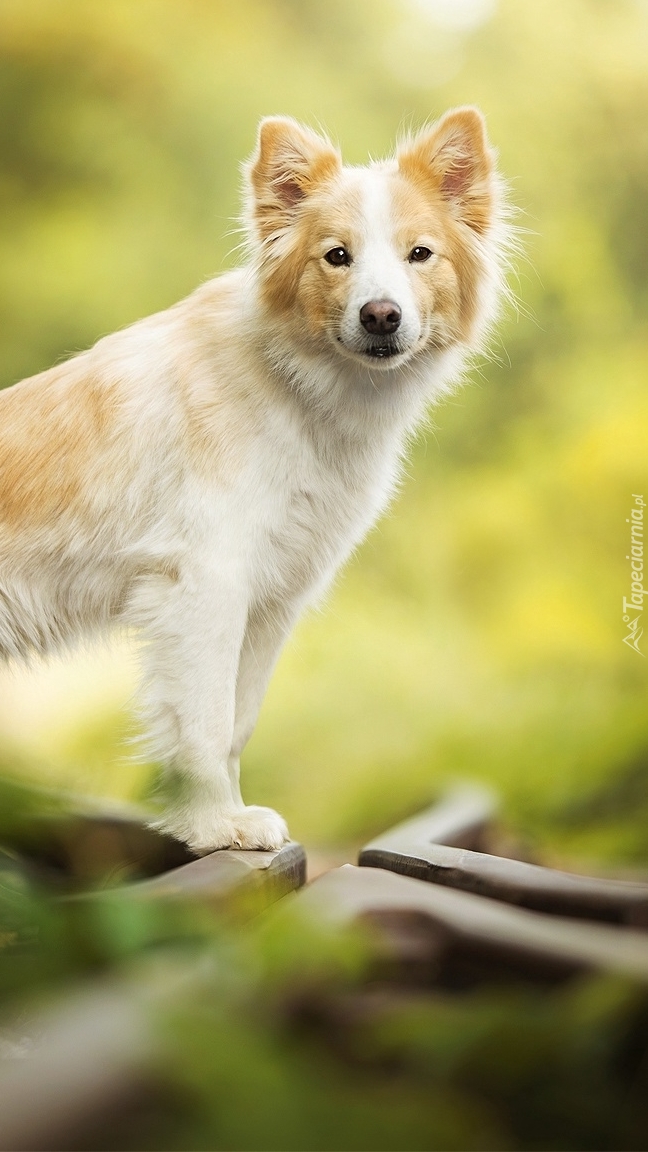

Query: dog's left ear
[247,117,341,240]
[398,107,495,235]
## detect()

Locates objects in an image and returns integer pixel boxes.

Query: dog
[0,108,508,852]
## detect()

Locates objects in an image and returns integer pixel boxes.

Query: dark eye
[324,247,351,267]
[409,246,433,263]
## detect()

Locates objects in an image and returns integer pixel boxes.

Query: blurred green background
[0,0,647,863]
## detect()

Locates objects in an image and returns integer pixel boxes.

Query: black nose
[359,300,402,336]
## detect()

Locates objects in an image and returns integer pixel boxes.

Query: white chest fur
[191,399,404,613]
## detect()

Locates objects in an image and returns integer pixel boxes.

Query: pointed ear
[246,116,341,239]
[398,107,495,235]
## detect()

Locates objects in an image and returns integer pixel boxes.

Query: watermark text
[623,493,645,655]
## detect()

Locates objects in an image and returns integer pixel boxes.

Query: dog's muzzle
[359,299,403,359]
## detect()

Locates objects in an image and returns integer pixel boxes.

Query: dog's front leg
[137,565,287,853]
[228,601,300,797]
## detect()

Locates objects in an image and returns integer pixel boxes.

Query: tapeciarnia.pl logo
[623,493,645,656]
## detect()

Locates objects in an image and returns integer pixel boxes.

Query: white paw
[156,804,289,854]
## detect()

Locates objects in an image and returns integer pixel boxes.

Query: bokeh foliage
[0,1,647,847]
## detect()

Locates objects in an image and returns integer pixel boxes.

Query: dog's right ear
[246,117,341,240]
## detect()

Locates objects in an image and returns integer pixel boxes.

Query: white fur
[0,111,507,851]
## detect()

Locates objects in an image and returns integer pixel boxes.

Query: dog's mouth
[335,334,410,367]
[363,339,403,360]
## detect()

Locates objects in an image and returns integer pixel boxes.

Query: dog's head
[244,109,506,372]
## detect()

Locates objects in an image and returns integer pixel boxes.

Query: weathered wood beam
[300,864,648,982]
[359,798,648,925]
[126,840,306,914]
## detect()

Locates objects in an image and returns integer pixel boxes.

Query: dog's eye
[324,247,351,267]
[409,246,433,263]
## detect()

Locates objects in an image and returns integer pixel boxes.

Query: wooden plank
[359,801,648,926]
[2,803,195,884]
[2,796,306,913]
[298,865,648,983]
[126,840,306,913]
[361,786,497,853]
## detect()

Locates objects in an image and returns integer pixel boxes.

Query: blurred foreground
[1,779,648,1151]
